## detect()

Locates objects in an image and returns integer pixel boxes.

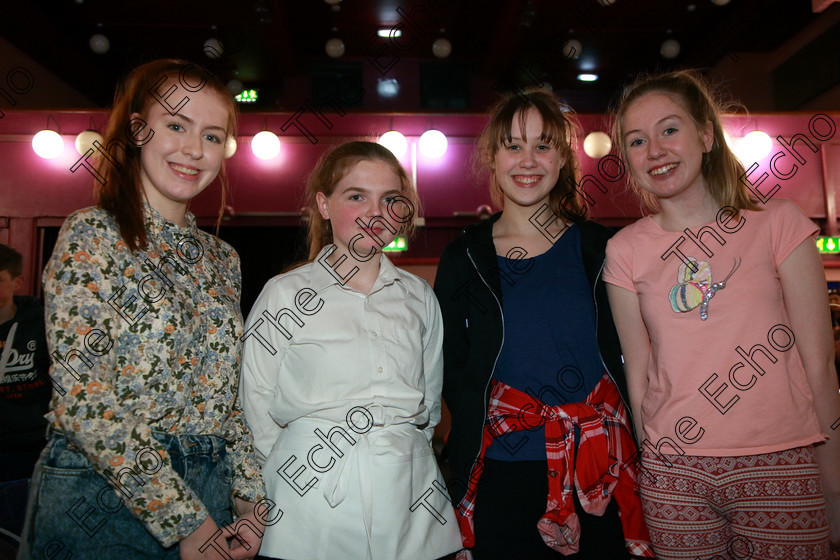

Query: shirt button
[548,470,558,478]
[372,331,378,337]
[377,367,383,373]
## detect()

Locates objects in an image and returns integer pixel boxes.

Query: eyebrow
[172,113,227,132]
[340,186,402,195]
[624,114,683,138]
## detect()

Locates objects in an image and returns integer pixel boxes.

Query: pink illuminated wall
[1,109,838,292]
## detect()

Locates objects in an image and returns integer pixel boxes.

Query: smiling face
[622,92,714,204]
[316,159,404,258]
[135,87,230,222]
[493,109,563,212]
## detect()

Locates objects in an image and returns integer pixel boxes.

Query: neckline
[496,223,576,260]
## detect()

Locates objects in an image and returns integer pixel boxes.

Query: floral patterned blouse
[43,204,265,547]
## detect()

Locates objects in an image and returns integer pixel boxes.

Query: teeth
[650,163,678,176]
[515,176,540,184]
[171,164,198,175]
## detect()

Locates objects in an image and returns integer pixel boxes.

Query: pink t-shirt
[604,198,825,456]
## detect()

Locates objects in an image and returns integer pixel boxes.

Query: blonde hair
[475,89,587,223]
[611,70,760,213]
[303,141,419,261]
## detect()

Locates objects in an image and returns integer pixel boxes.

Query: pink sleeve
[770,199,819,268]
[604,234,637,293]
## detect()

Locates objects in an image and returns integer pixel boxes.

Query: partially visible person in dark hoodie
[0,243,50,539]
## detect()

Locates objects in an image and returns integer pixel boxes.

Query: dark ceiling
[1,0,835,113]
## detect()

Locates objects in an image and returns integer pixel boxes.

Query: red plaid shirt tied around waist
[455,373,654,558]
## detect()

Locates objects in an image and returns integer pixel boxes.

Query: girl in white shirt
[240,141,462,560]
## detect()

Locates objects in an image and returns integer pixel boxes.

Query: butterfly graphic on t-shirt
[668,257,741,321]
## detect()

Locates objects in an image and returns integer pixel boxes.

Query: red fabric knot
[454,373,655,557]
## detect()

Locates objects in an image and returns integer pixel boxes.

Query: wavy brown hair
[304,141,419,261]
[475,89,587,223]
[611,70,760,213]
[97,59,237,251]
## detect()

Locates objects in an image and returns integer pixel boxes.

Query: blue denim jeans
[17,431,234,560]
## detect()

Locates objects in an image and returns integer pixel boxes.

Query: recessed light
[577,73,598,82]
[378,29,402,38]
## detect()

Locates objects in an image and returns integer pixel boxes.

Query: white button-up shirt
[240,246,460,559]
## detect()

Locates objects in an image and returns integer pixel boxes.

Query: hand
[222,498,266,560]
[179,516,231,560]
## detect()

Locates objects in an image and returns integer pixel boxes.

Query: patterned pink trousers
[639,446,831,560]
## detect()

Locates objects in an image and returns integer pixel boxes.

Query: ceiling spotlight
[226,79,243,95]
[583,131,612,159]
[379,130,408,158]
[562,39,582,60]
[660,39,681,59]
[32,130,64,159]
[577,73,598,82]
[419,129,447,158]
[204,38,224,59]
[251,130,281,160]
[432,38,452,58]
[378,29,402,38]
[377,78,400,98]
[89,34,110,54]
[325,38,345,58]
[711,0,731,5]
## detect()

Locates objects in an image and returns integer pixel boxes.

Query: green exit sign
[383,235,408,252]
[817,236,840,254]
[235,89,258,103]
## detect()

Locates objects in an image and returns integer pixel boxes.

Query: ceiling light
[734,130,773,164]
[225,137,237,159]
[419,129,447,158]
[325,38,345,58]
[378,29,401,38]
[432,38,452,58]
[251,130,281,160]
[577,73,598,82]
[379,130,407,158]
[75,130,103,155]
[583,131,612,159]
[32,130,64,159]
[377,78,400,98]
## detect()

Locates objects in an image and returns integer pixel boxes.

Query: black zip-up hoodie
[433,214,631,505]
[0,295,51,451]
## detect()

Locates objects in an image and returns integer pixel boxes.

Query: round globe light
[89,34,110,54]
[251,131,281,160]
[225,136,237,159]
[75,130,103,155]
[736,130,773,164]
[419,129,447,158]
[32,130,64,159]
[432,38,452,58]
[378,130,408,158]
[325,38,345,58]
[583,131,612,159]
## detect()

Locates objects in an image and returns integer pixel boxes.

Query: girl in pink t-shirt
[603,70,840,560]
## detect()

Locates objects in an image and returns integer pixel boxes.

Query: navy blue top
[485,224,605,461]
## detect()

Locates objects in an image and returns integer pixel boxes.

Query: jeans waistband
[47,427,227,460]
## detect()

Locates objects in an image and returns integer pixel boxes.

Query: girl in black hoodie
[433,90,652,559]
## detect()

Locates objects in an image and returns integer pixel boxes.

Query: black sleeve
[433,240,472,415]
